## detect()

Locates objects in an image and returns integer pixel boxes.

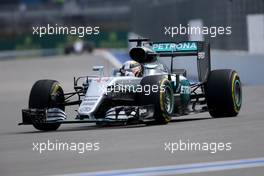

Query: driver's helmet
[120,60,143,77]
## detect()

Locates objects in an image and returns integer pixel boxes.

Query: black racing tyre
[205,69,242,117]
[29,80,65,131]
[64,47,71,55]
[86,46,94,53]
[140,76,174,124]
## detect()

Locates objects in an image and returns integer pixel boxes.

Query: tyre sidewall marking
[51,83,60,95]
[159,79,172,122]
[231,73,241,113]
[51,83,64,110]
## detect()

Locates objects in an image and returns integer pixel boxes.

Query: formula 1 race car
[19,38,242,131]
[64,41,94,54]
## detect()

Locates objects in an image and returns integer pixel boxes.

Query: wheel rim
[234,79,242,107]
[164,87,173,113]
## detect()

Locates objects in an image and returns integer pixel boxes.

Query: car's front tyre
[154,78,174,124]
[140,76,174,124]
[29,80,65,131]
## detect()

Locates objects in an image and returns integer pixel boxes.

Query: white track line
[52,157,264,176]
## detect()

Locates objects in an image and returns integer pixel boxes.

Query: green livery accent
[152,42,197,52]
[180,79,190,106]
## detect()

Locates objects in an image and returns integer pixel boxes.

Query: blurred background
[0,1,264,176]
[0,0,263,53]
[0,0,263,83]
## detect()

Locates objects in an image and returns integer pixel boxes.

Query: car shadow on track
[170,117,211,123]
[11,116,213,134]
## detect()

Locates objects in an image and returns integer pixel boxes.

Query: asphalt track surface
[0,53,264,176]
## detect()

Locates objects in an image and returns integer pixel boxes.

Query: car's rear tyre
[29,80,65,131]
[140,76,174,124]
[205,69,242,117]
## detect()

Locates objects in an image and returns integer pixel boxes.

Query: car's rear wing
[151,41,211,82]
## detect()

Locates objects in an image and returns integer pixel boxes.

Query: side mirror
[93,66,104,71]
[93,66,104,78]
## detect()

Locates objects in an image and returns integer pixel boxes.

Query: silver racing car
[19,38,242,131]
